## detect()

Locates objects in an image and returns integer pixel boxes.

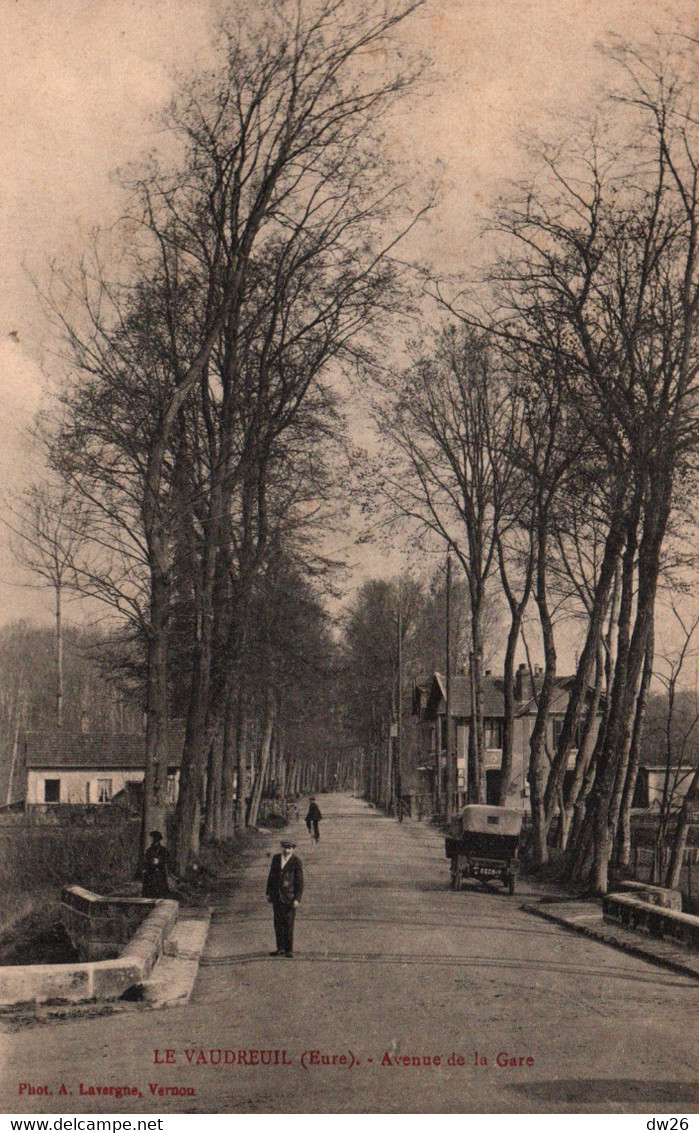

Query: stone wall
[616,880,683,911]
[1,896,179,1007]
[61,886,156,961]
[603,891,699,949]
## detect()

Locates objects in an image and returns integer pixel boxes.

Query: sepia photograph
[0,0,697,1118]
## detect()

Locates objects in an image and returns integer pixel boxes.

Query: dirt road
[1,793,697,1114]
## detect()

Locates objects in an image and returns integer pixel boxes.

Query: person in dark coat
[305,797,323,842]
[266,838,304,957]
[142,830,169,898]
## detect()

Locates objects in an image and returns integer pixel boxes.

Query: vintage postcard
[0,0,697,1118]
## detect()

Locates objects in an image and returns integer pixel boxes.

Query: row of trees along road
[337,570,491,813]
[373,38,698,891]
[9,19,697,895]
[22,0,428,874]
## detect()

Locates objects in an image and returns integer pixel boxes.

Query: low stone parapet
[61,886,156,961]
[0,892,178,1008]
[603,892,699,949]
[615,880,682,911]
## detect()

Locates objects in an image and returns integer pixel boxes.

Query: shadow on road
[199,948,693,987]
[509,1078,699,1105]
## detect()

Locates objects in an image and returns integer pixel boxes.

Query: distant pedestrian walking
[266,839,304,957]
[141,830,170,898]
[305,797,322,842]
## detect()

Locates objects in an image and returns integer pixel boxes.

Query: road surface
[1,793,697,1114]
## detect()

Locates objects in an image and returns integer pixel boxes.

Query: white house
[20,731,184,810]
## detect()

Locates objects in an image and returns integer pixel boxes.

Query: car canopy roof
[458,805,523,837]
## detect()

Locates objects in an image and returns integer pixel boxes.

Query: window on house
[167,772,178,805]
[97,778,112,803]
[632,772,649,809]
[44,779,60,803]
[484,718,504,749]
[553,717,582,749]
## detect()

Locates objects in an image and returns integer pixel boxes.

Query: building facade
[20,731,183,810]
[415,663,604,811]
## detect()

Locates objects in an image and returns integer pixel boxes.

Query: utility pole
[468,649,477,803]
[445,550,453,823]
[397,607,403,821]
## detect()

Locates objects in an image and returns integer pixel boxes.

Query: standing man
[305,796,323,842]
[266,838,304,957]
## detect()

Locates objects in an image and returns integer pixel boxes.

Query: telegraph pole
[445,550,453,823]
[396,607,403,821]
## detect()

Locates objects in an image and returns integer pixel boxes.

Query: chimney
[515,663,533,702]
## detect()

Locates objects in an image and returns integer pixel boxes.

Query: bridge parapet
[603,892,699,949]
[60,885,159,961]
[0,891,178,1007]
[615,880,682,911]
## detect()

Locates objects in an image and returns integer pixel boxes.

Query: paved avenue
[1,794,697,1114]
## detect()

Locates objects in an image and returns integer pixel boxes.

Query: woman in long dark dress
[142,830,169,898]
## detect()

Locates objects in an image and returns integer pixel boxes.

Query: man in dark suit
[266,838,304,957]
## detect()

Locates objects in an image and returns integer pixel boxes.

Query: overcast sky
[0,0,695,662]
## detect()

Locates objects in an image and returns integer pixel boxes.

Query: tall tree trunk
[527,517,557,864]
[220,699,237,839]
[666,767,699,890]
[7,666,27,807]
[497,529,533,805]
[55,581,64,729]
[204,734,224,841]
[578,469,670,892]
[173,477,222,872]
[566,566,621,859]
[615,626,654,868]
[465,569,486,805]
[247,691,276,827]
[142,561,170,852]
[559,644,605,851]
[499,616,523,805]
[581,512,639,893]
[543,518,625,831]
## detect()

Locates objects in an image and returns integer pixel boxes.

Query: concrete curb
[523,900,699,981]
[141,911,212,1008]
[0,899,179,1008]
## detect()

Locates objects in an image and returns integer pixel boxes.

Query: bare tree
[483,38,698,888]
[4,481,90,728]
[45,0,428,869]
[649,607,699,884]
[375,325,524,805]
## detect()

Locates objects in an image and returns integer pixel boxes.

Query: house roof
[424,673,507,720]
[515,676,586,717]
[421,671,601,720]
[23,731,184,770]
